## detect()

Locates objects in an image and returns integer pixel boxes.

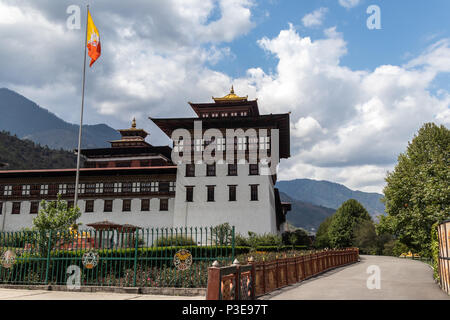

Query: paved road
[0,288,205,300]
[268,255,449,300]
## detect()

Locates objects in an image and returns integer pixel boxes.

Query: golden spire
[131,118,136,129]
[212,85,248,102]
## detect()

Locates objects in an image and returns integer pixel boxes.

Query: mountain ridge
[0,88,121,150]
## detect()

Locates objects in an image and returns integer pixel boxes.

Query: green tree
[314,215,333,248]
[211,223,233,245]
[352,219,378,255]
[32,194,81,233]
[328,199,372,248]
[377,123,449,257]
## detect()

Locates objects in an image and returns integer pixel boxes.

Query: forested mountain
[0,131,78,170]
[0,88,120,150]
[280,191,336,233]
[277,179,385,220]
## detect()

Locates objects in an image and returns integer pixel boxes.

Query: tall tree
[377,123,449,256]
[328,199,372,248]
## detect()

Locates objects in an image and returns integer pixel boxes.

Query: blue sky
[0,0,448,193]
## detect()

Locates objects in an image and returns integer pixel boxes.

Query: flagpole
[74,4,89,208]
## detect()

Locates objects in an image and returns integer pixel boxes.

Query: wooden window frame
[141,199,150,211]
[122,199,131,212]
[206,163,216,177]
[249,164,259,175]
[207,185,215,202]
[186,186,194,202]
[250,184,259,201]
[12,202,21,214]
[159,198,169,211]
[30,201,39,214]
[186,163,195,177]
[104,200,113,212]
[228,185,237,202]
[85,200,94,213]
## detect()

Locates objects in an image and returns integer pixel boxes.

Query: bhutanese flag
[86,10,101,67]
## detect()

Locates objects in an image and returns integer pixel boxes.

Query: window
[228,185,237,201]
[141,199,150,211]
[173,138,184,153]
[67,184,75,195]
[122,182,132,193]
[206,163,216,176]
[85,183,96,194]
[103,183,114,193]
[67,201,74,209]
[114,182,122,193]
[216,138,226,151]
[30,201,39,214]
[85,200,94,213]
[58,184,67,195]
[259,136,270,150]
[12,202,21,214]
[228,163,237,176]
[160,199,168,211]
[194,138,204,152]
[186,164,195,177]
[78,184,85,194]
[249,164,259,175]
[3,185,12,196]
[250,185,258,201]
[96,183,104,193]
[40,185,48,195]
[21,185,30,196]
[207,185,215,202]
[186,186,194,202]
[150,182,158,192]
[132,182,140,193]
[122,199,131,212]
[237,137,247,150]
[104,200,113,212]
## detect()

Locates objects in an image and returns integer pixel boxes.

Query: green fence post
[133,229,139,287]
[44,230,52,285]
[231,226,235,262]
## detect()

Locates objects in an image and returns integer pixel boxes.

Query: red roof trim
[0,166,177,174]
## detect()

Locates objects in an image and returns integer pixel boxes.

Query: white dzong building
[0,88,291,235]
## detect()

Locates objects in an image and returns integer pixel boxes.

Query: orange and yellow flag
[86,10,101,67]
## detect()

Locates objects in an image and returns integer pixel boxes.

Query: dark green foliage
[377,123,449,257]
[314,216,333,248]
[328,199,372,248]
[154,236,197,247]
[430,222,440,281]
[0,131,78,170]
[211,223,233,245]
[352,219,378,255]
[281,229,311,247]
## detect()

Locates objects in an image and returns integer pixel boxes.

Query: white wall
[0,198,175,231]
[173,162,277,236]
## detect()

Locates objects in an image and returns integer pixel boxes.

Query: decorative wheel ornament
[1,250,16,269]
[173,249,192,271]
[82,250,99,269]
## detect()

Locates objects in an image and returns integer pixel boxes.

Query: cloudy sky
[0,0,449,193]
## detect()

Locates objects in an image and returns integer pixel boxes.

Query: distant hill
[280,191,335,233]
[0,88,121,150]
[0,131,78,170]
[277,179,385,220]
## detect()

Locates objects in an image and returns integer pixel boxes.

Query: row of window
[1,181,176,197]
[201,111,248,118]
[0,199,169,215]
[185,184,258,202]
[185,163,259,177]
[173,136,270,152]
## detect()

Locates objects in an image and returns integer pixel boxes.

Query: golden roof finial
[212,85,248,103]
[131,118,136,129]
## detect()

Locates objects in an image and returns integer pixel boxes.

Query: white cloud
[338,0,361,9]
[302,7,328,28]
[0,1,449,194]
